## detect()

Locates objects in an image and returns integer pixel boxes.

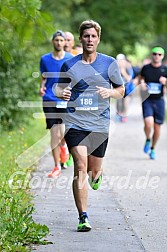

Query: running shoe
[115,113,122,122]
[66,154,73,167]
[48,166,61,178]
[60,145,69,163]
[62,154,73,169]
[88,174,102,190]
[150,149,156,160]
[144,140,151,154]
[121,116,127,123]
[61,162,67,169]
[77,213,92,232]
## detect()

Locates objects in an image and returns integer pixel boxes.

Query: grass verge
[0,118,51,251]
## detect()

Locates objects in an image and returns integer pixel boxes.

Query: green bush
[0,52,38,129]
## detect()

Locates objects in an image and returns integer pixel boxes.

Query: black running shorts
[43,101,67,129]
[65,128,108,158]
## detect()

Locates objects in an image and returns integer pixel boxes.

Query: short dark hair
[79,20,101,38]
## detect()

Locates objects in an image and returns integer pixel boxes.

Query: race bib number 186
[75,90,98,111]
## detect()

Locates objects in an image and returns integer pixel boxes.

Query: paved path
[32,95,167,252]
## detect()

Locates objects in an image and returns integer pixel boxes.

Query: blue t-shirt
[58,53,124,132]
[124,67,135,96]
[40,52,73,102]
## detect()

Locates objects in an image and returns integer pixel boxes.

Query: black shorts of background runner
[43,101,67,129]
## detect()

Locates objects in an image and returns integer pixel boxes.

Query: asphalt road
[32,94,167,252]
[106,95,167,252]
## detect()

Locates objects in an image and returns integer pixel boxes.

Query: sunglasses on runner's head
[152,53,162,56]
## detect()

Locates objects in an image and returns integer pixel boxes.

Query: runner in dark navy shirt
[139,46,167,159]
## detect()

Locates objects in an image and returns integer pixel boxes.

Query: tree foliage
[0,0,167,129]
[69,0,167,55]
[0,0,53,129]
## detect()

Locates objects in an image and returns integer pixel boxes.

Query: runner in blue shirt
[55,20,124,232]
[39,30,73,177]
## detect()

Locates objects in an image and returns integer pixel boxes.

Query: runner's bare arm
[159,76,167,87]
[39,76,46,96]
[138,74,147,91]
[55,86,71,101]
[96,85,125,99]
